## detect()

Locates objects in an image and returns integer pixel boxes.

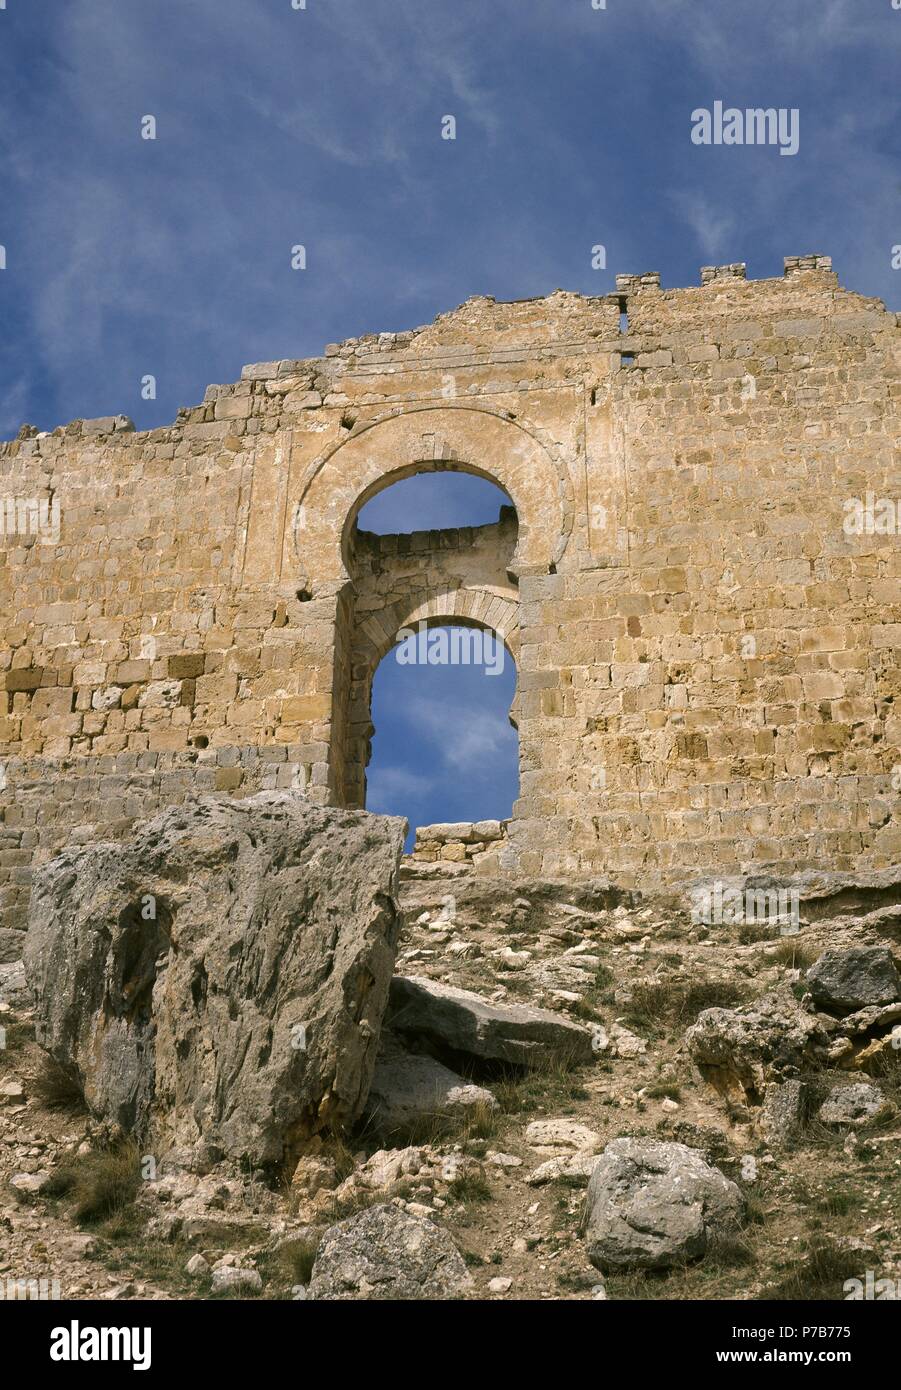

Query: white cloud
[366,764,436,810]
[670,192,738,261]
[403,691,516,767]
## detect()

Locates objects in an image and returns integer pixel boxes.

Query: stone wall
[1,255,899,910]
[0,747,307,939]
[410,819,510,873]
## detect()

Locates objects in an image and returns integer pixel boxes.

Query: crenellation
[700,263,747,283]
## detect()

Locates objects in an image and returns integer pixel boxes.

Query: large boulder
[386,975,595,1068]
[804,947,901,1017]
[308,1203,473,1300]
[584,1138,744,1271]
[685,987,828,1107]
[24,792,405,1169]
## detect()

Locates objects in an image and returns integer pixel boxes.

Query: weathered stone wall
[0,746,308,938]
[1,255,899,914]
[410,819,510,873]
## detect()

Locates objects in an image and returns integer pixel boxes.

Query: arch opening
[354,468,514,536]
[365,621,519,851]
[334,467,522,812]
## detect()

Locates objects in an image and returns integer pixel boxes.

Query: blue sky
[2,0,899,833]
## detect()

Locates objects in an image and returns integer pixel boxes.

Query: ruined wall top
[2,255,893,457]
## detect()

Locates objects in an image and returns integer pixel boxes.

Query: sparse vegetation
[625,978,748,1033]
[494,1056,590,1114]
[257,1234,320,1292]
[769,938,817,970]
[30,1054,88,1114]
[704,1233,756,1269]
[645,1080,682,1101]
[764,1239,863,1301]
[317,1132,358,1183]
[737,922,776,945]
[364,1098,501,1150]
[446,1166,493,1205]
[816,1191,860,1218]
[44,1142,142,1227]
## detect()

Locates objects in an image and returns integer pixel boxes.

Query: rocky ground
[2,854,901,1302]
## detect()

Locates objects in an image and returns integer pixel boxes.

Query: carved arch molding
[291,404,573,590]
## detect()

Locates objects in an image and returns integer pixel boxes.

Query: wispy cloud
[669,192,738,262]
[405,694,516,767]
[0,376,29,441]
[367,765,436,809]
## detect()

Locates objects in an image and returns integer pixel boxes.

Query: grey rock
[524,1119,600,1154]
[609,1023,647,1058]
[363,1034,496,1135]
[686,987,828,1106]
[584,1138,744,1271]
[0,960,28,1001]
[308,1202,473,1301]
[527,1151,598,1186]
[0,928,24,965]
[24,792,405,1169]
[210,1266,262,1294]
[836,1001,901,1036]
[805,947,901,1016]
[387,975,595,1068]
[818,1083,890,1129]
[759,1079,807,1147]
[9,1170,53,1201]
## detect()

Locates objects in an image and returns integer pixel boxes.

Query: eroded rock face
[24,792,405,1169]
[685,988,828,1106]
[308,1203,473,1301]
[584,1139,744,1271]
[805,947,901,1017]
[386,974,595,1068]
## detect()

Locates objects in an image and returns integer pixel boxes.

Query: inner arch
[365,622,519,847]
